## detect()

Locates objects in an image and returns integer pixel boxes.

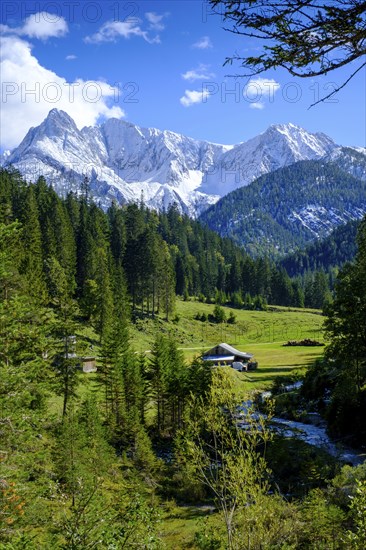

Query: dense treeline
[0,167,332,313]
[0,168,215,546]
[275,216,366,447]
[301,216,366,447]
[0,169,176,328]
[281,219,360,277]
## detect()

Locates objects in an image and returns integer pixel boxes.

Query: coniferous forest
[199,160,366,258]
[1,167,366,549]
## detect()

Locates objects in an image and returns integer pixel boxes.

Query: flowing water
[270,416,365,465]
[238,388,366,466]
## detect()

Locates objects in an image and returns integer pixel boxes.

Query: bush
[215,289,227,305]
[231,291,243,308]
[227,311,236,324]
[213,304,226,323]
[195,312,207,322]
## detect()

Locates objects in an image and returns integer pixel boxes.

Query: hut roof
[203,343,253,361]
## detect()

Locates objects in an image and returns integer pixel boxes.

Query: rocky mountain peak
[4,110,351,216]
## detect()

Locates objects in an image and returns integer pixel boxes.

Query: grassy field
[48,299,325,415]
[129,298,325,394]
[222,342,322,393]
[159,504,220,550]
[129,299,324,354]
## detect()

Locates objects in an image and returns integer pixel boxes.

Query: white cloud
[0,36,124,150]
[182,64,215,81]
[66,54,77,61]
[1,12,68,40]
[180,89,210,107]
[249,102,265,110]
[85,18,160,44]
[145,12,168,31]
[192,36,213,49]
[245,78,280,107]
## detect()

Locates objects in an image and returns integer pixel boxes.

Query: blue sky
[1,0,365,151]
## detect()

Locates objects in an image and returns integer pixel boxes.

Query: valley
[1,0,366,546]
[1,118,366,549]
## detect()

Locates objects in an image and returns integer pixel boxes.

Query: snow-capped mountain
[200,122,337,196]
[6,110,228,215]
[3,109,348,215]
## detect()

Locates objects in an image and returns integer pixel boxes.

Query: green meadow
[130,298,325,394]
[49,299,325,416]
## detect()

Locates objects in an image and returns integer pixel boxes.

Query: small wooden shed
[81,357,97,373]
[202,343,254,366]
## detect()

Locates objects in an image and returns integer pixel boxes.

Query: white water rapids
[237,385,366,466]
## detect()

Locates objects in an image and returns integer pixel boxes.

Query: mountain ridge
[4,108,352,216]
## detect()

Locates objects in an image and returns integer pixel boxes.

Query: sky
[1,0,365,152]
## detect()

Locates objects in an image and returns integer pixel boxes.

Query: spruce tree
[46,257,81,417]
[18,185,47,300]
[157,241,176,321]
[149,335,170,433]
[324,216,366,444]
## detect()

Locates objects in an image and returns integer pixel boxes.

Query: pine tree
[35,177,77,292]
[46,257,81,417]
[98,265,131,443]
[54,400,118,547]
[149,335,170,433]
[228,256,242,293]
[292,280,305,308]
[123,203,145,312]
[157,241,176,321]
[18,185,47,300]
[93,247,114,340]
[76,196,92,299]
[324,217,366,444]
[271,267,293,306]
[0,222,55,542]
[98,317,128,443]
[165,338,186,432]
[108,200,126,265]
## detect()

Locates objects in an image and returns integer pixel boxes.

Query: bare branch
[308,59,366,107]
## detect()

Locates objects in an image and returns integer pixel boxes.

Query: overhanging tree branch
[209,0,366,104]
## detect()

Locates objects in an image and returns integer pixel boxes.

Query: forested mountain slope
[281,219,361,277]
[200,159,366,257]
[2,167,366,548]
[2,167,362,313]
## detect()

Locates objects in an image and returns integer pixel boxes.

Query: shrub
[213,304,226,323]
[227,311,236,324]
